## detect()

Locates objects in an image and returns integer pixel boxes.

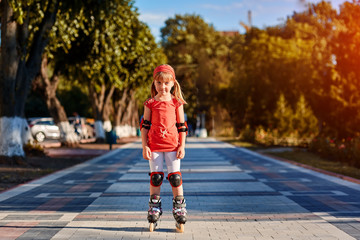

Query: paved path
[0,138,360,239]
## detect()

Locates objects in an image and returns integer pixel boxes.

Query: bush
[250,94,317,147]
[309,136,360,168]
[254,127,312,147]
[239,125,255,142]
[23,142,46,157]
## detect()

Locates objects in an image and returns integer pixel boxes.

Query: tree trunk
[103,85,115,133]
[132,101,139,131]
[113,88,129,138]
[0,2,26,163]
[103,103,113,132]
[129,91,139,136]
[35,56,79,147]
[118,89,137,137]
[88,82,115,142]
[0,0,59,163]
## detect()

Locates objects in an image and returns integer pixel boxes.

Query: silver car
[28,117,60,142]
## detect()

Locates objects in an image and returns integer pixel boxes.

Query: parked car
[27,117,60,142]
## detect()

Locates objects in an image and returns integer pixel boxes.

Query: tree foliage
[161,14,229,125]
[160,1,360,142]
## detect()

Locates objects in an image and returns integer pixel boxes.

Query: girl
[141,64,188,232]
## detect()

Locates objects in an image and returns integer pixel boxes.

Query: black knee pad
[149,172,164,187]
[167,172,182,187]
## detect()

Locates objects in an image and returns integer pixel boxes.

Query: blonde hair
[151,72,187,104]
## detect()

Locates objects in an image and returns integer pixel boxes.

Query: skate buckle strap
[149,195,162,208]
[174,202,186,208]
[173,196,186,207]
[149,201,161,208]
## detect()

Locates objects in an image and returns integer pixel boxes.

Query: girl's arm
[176,105,186,159]
[141,106,152,160]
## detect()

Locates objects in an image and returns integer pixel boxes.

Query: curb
[39,138,96,148]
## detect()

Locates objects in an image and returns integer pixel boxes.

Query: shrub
[309,136,360,168]
[23,142,46,157]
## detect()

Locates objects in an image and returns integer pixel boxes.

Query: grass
[0,166,54,192]
[216,137,260,149]
[218,137,360,180]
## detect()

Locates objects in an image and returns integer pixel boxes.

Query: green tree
[112,21,166,138]
[226,26,313,134]
[293,95,318,138]
[62,1,165,142]
[0,0,60,162]
[57,0,137,142]
[286,1,341,137]
[328,1,360,137]
[31,1,119,145]
[273,94,294,137]
[161,14,232,132]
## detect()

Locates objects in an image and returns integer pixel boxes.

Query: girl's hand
[177,145,185,159]
[143,146,152,160]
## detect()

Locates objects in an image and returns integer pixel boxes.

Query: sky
[134,0,348,41]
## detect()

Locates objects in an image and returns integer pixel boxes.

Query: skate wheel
[149,222,156,232]
[176,223,184,233]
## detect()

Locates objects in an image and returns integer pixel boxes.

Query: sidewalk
[0,138,359,239]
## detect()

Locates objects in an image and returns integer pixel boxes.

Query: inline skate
[172,195,187,233]
[147,194,162,232]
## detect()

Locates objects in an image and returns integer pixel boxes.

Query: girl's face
[154,77,174,96]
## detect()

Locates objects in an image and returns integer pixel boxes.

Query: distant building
[219,31,240,37]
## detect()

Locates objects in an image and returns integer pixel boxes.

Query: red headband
[153,65,176,81]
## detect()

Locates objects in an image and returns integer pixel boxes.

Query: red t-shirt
[144,97,183,152]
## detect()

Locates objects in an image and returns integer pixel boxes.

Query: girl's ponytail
[151,82,157,98]
[173,80,187,104]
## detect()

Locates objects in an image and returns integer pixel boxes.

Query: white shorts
[149,151,181,173]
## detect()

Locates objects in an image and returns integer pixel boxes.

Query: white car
[28,117,60,142]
